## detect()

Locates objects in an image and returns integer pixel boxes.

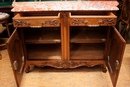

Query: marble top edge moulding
[11,1,119,12]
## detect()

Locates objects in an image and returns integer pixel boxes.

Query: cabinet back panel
[24,27,61,44]
[26,44,61,60]
[70,26,107,43]
[70,43,105,59]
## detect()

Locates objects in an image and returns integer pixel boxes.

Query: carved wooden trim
[63,12,67,26]
[14,20,30,27]
[42,61,105,68]
[71,18,116,25]
[42,19,59,26]
[71,18,85,25]
[25,60,106,73]
[27,60,105,69]
[99,19,116,25]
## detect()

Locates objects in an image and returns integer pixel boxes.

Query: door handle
[30,26,42,28]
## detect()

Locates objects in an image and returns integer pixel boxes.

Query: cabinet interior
[23,26,108,60]
[70,11,113,16]
[24,27,62,60]
[19,12,59,16]
[70,26,107,60]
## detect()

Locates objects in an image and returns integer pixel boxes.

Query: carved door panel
[107,27,126,87]
[6,29,25,87]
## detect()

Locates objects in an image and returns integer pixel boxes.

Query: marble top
[11,1,119,12]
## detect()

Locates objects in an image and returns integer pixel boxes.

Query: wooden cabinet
[7,1,126,87]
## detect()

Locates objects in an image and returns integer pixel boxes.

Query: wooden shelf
[70,43,105,60]
[24,27,61,44]
[27,44,61,60]
[70,27,107,43]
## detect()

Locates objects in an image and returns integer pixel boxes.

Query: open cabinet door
[6,29,25,87]
[107,27,126,87]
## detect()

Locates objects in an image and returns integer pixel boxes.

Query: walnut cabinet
[7,10,126,87]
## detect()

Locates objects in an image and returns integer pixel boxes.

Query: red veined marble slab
[11,1,119,12]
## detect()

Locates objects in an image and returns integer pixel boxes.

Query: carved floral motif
[63,12,67,26]
[71,19,85,25]
[14,20,30,27]
[14,19,59,27]
[29,61,105,69]
[25,60,106,73]
[71,18,116,26]
[43,61,105,68]
[42,19,59,26]
[99,19,116,25]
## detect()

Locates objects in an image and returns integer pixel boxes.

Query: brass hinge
[13,56,24,74]
[115,60,120,70]
[107,56,120,73]
[13,60,18,70]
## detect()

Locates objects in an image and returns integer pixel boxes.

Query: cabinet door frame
[6,28,25,87]
[107,27,126,87]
